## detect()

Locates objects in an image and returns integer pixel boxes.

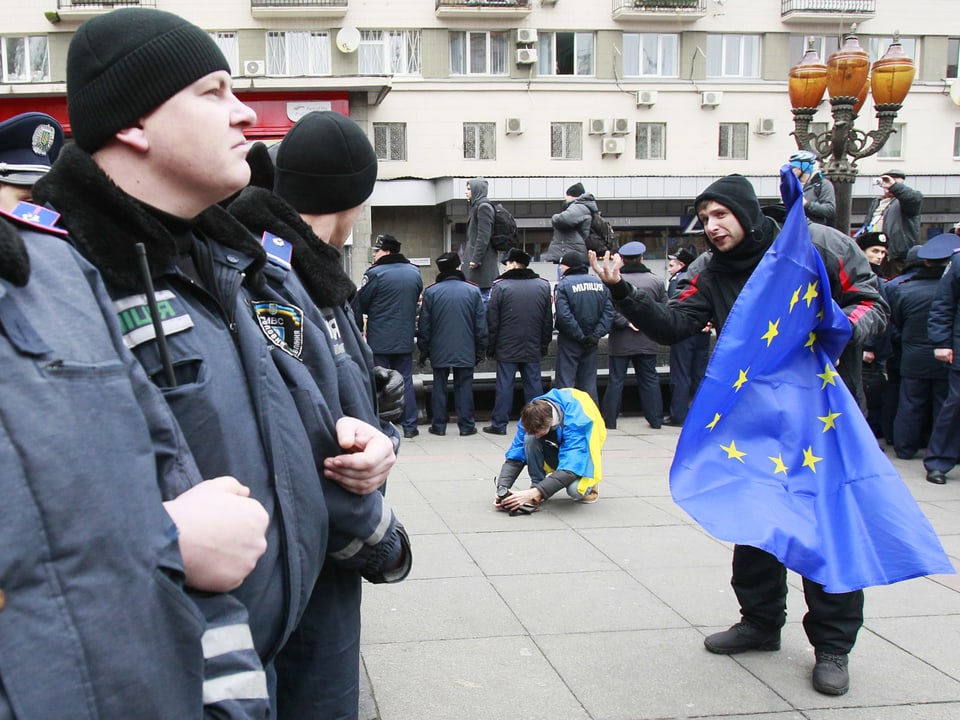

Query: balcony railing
[436,0,532,17]
[436,0,529,7]
[612,0,707,20]
[57,1,156,9]
[251,0,347,8]
[781,0,876,21]
[250,0,348,17]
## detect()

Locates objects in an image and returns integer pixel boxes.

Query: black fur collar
[373,253,411,266]
[498,267,540,281]
[32,144,266,292]
[435,269,466,283]
[0,217,29,287]
[227,186,356,307]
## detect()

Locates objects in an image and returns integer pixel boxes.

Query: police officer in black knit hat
[591,174,888,697]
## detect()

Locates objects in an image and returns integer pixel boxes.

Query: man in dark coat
[483,247,552,435]
[789,150,836,228]
[463,176,498,300]
[600,241,666,429]
[554,250,615,403]
[665,247,711,426]
[358,234,424,438]
[591,173,887,697]
[891,234,960,460]
[860,170,923,274]
[417,252,487,436]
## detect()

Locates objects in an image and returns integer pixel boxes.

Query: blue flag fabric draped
[670,167,954,593]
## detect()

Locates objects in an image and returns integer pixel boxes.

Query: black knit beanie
[274,111,379,214]
[67,9,231,152]
[694,175,765,237]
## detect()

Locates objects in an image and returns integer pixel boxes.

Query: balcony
[250,0,348,19]
[435,0,532,19]
[612,0,707,23]
[54,1,156,22]
[781,0,876,23]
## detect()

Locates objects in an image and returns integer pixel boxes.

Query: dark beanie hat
[374,234,401,252]
[505,247,531,266]
[566,182,585,198]
[560,250,588,268]
[245,142,276,191]
[67,9,231,153]
[694,175,765,237]
[274,111,379,214]
[436,252,461,272]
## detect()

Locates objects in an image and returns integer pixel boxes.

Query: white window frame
[374,122,407,161]
[266,31,331,77]
[706,34,760,79]
[550,122,582,160]
[359,30,421,76]
[948,38,959,78]
[788,35,840,66]
[718,123,749,160]
[622,33,678,78]
[537,31,594,77]
[208,32,239,77]
[635,123,666,160]
[867,36,918,63]
[877,122,905,159]
[449,31,508,76]
[1,34,50,83]
[463,122,496,160]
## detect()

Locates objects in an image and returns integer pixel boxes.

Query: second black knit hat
[67,8,231,153]
[274,111,379,214]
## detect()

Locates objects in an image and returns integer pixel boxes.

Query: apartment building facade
[3,0,960,281]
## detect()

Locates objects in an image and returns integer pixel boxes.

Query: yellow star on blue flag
[669,166,954,593]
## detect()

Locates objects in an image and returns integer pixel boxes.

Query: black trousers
[732,545,863,654]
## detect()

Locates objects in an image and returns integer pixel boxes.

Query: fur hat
[436,251,461,272]
[505,247,531,266]
[669,248,697,268]
[273,111,378,215]
[560,250,588,268]
[67,8,230,152]
[374,234,401,252]
[566,182,585,198]
[856,232,887,251]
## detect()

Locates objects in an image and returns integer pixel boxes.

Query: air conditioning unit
[756,117,776,135]
[637,90,658,107]
[243,60,266,77]
[602,137,625,156]
[516,28,538,44]
[611,117,630,135]
[516,48,537,65]
[701,91,722,108]
[588,118,610,135]
[505,117,525,135]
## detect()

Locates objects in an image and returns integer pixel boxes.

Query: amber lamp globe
[788,44,828,109]
[826,34,870,99]
[871,39,915,105]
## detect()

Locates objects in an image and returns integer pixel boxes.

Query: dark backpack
[485,201,518,251]
[586,210,618,255]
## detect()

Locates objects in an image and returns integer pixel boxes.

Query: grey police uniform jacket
[608,261,664,357]
[487,267,553,363]
[358,255,423,354]
[927,253,960,370]
[554,267,615,342]
[417,272,487,367]
[0,217,267,719]
[34,146,329,666]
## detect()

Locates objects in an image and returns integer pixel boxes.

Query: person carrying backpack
[543,182,596,263]
[464,176,499,302]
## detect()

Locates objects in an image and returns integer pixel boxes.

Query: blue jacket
[0,215,266,719]
[554,267,615,342]
[608,261,663,356]
[34,146,329,666]
[417,271,487,367]
[359,254,423,354]
[488,267,552,363]
[891,265,949,379]
[927,254,960,369]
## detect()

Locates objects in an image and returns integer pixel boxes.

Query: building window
[789,35,840,66]
[1,35,50,83]
[878,123,904,159]
[449,31,508,75]
[463,122,496,160]
[949,38,959,78]
[867,36,917,63]
[209,32,239,76]
[635,123,666,160]
[359,30,421,76]
[550,122,581,160]
[718,123,748,159]
[622,33,678,77]
[954,126,960,158]
[374,122,406,161]
[266,31,331,76]
[707,35,760,78]
[537,32,594,76]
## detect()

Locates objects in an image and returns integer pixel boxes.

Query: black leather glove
[581,335,599,349]
[374,366,404,424]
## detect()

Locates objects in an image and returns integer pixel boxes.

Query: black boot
[704,621,780,655]
[812,651,849,695]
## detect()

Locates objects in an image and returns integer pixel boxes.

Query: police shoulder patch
[114,290,194,349]
[252,300,304,359]
[260,231,293,270]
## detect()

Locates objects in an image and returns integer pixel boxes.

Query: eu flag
[670,167,954,593]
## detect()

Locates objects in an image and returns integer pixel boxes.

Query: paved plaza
[359,417,960,720]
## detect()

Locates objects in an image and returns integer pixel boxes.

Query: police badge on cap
[0,112,64,186]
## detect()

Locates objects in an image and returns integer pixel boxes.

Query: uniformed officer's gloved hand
[374,366,404,424]
[581,335,599,348]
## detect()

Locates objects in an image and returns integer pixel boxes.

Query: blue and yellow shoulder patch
[252,300,304,360]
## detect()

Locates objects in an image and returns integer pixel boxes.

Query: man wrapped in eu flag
[591,170,953,697]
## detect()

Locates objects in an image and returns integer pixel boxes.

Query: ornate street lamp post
[789,28,915,235]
